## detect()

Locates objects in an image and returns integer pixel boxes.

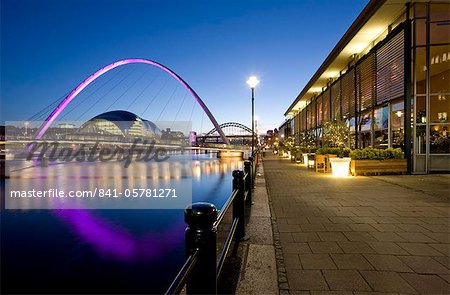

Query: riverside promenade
[263,154,449,294]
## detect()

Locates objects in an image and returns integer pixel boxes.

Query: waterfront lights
[246,76,260,89]
[329,157,351,177]
[247,76,259,154]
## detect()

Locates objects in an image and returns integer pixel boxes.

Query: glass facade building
[285,1,449,173]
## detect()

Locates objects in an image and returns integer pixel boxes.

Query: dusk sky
[1,0,368,133]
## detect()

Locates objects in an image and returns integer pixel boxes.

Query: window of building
[414,18,426,47]
[414,47,426,95]
[429,45,450,95]
[391,101,405,149]
[414,2,427,19]
[430,125,449,153]
[416,125,426,154]
[430,95,450,124]
[373,105,389,148]
[430,3,450,22]
[416,96,427,123]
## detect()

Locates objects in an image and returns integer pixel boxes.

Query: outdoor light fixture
[396,110,403,117]
[246,76,260,89]
[329,157,351,177]
[247,76,259,154]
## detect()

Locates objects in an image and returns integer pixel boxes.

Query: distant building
[58,123,76,129]
[65,110,161,141]
[161,128,185,140]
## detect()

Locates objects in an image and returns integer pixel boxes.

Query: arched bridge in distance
[196,122,256,146]
[33,58,231,146]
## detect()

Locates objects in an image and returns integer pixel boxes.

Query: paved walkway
[263,154,449,295]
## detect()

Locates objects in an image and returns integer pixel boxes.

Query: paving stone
[396,232,438,243]
[285,217,310,224]
[322,269,372,291]
[299,254,337,269]
[278,223,302,233]
[398,255,449,274]
[370,232,406,242]
[350,217,377,224]
[397,242,444,256]
[287,270,329,291]
[308,241,343,253]
[292,232,321,243]
[300,223,327,232]
[328,217,352,224]
[363,254,413,272]
[370,223,403,232]
[282,242,312,254]
[307,217,330,224]
[317,232,348,242]
[323,223,351,232]
[343,232,378,242]
[423,232,450,243]
[283,253,302,270]
[433,255,450,268]
[400,273,450,294]
[429,243,450,255]
[367,242,409,255]
[331,253,374,270]
[347,224,377,232]
[360,271,418,294]
[279,233,294,243]
[338,241,375,253]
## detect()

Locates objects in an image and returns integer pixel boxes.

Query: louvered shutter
[376,30,405,104]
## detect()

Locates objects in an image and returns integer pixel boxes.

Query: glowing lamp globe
[246,76,260,89]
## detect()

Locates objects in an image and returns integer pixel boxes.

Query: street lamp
[246,76,259,154]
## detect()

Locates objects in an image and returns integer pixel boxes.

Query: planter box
[329,157,351,177]
[350,159,407,176]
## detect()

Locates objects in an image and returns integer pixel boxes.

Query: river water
[1,152,243,294]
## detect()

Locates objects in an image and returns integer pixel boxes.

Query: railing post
[232,170,246,240]
[185,202,217,294]
[244,160,252,204]
[248,156,255,184]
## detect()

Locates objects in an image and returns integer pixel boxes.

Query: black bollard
[244,160,252,204]
[185,202,217,294]
[232,170,246,240]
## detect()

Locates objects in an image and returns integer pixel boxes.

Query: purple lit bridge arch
[34,58,231,145]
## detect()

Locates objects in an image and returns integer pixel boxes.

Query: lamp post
[246,76,259,154]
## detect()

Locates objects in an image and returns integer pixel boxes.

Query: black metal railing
[165,152,259,295]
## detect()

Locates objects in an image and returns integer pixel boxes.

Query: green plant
[350,148,404,160]
[316,147,351,157]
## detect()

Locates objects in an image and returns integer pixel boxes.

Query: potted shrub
[350,148,406,176]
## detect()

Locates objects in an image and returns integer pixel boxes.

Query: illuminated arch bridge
[196,122,256,145]
[33,58,231,145]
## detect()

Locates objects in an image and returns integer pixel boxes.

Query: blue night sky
[1,0,368,133]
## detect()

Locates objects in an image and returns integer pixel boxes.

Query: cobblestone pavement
[263,155,449,295]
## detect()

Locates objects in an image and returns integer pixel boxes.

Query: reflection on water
[1,153,242,294]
